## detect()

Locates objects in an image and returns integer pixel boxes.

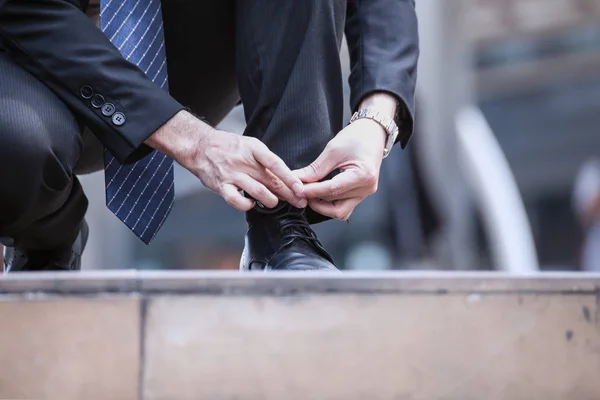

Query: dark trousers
[0,0,346,250]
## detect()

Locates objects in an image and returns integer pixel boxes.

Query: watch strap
[349,107,399,158]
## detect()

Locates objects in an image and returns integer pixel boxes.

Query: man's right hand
[145,110,307,211]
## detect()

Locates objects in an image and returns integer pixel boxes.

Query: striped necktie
[100,0,174,244]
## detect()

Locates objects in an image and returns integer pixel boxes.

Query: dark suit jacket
[0,0,418,165]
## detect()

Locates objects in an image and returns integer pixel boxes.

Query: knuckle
[333,202,353,220]
[257,185,270,199]
[240,149,255,165]
[370,181,379,194]
[340,208,353,221]
[330,181,342,196]
[329,146,345,160]
[243,137,261,154]
[309,162,321,176]
[363,170,378,190]
[246,136,261,147]
[269,175,284,191]
[251,139,271,156]
[266,158,281,172]
[334,209,346,220]
[364,169,377,183]
[324,143,336,154]
[231,175,246,189]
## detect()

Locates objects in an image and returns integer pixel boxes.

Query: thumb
[294,148,337,183]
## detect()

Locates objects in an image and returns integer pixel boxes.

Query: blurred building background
[79,0,600,272]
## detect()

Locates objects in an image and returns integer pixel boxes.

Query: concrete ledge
[1,270,600,294]
[0,272,599,400]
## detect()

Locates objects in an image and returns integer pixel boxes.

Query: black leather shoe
[3,220,89,273]
[240,202,339,271]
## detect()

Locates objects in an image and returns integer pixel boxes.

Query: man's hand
[294,92,397,220]
[146,110,307,211]
[294,119,385,220]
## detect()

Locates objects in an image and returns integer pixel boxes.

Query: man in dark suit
[0,0,418,272]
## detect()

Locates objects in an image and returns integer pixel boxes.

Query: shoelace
[278,210,329,257]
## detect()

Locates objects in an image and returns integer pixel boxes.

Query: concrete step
[0,271,599,400]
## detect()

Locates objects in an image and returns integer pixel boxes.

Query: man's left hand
[294,117,387,221]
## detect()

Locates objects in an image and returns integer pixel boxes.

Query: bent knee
[0,99,78,192]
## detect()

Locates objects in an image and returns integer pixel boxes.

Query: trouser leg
[164,0,346,170]
[0,50,87,250]
[164,0,346,225]
[235,0,346,170]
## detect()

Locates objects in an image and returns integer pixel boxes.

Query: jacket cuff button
[102,103,116,117]
[91,94,105,108]
[80,85,94,99]
[112,112,126,126]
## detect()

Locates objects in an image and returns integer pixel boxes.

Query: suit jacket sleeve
[345,0,419,148]
[0,0,184,163]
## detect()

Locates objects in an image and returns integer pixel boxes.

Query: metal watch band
[349,107,400,158]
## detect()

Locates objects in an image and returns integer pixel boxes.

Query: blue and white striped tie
[100,0,174,244]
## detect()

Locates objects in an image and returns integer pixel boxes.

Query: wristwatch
[349,107,399,158]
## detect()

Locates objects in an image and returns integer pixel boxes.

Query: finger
[302,171,362,200]
[251,169,308,209]
[252,143,305,198]
[220,184,255,212]
[293,147,338,183]
[235,174,279,209]
[308,197,362,221]
[316,187,367,202]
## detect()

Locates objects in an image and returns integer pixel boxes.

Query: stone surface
[142,293,600,400]
[0,296,140,400]
[2,270,600,295]
[1,272,599,399]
